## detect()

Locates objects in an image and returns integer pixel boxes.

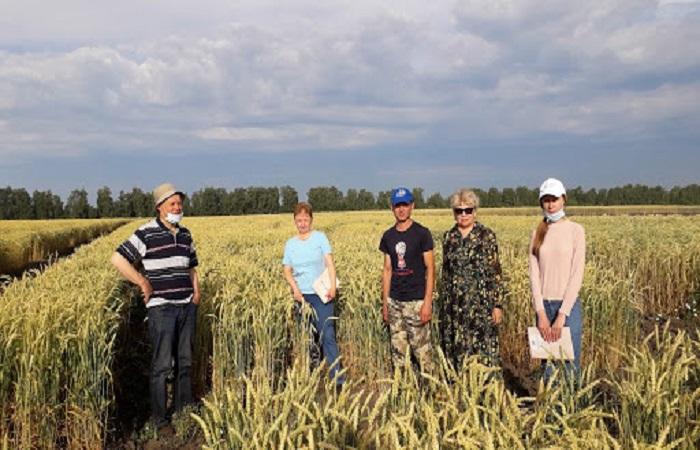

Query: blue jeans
[147,302,197,427]
[302,294,345,385]
[541,300,582,384]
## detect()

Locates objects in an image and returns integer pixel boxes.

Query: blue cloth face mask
[544,209,565,223]
[165,212,183,224]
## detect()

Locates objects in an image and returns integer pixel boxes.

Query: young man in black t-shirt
[379,187,435,374]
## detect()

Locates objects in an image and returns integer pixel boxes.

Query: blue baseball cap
[391,187,414,206]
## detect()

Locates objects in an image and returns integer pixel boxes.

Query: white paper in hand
[313,268,340,304]
[527,327,575,360]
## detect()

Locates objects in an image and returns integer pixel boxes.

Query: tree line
[1,184,699,220]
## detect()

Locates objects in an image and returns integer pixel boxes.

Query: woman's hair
[449,188,480,209]
[531,194,566,258]
[293,202,313,218]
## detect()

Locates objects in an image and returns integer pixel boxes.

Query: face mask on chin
[165,212,183,224]
[544,209,565,223]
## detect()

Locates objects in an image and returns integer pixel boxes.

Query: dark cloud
[0,1,698,193]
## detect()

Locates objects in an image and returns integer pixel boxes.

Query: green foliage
[65,188,91,218]
[279,185,299,213]
[308,186,344,211]
[113,187,153,217]
[31,190,64,219]
[96,186,114,218]
[426,192,447,208]
[0,187,32,219]
[3,184,700,219]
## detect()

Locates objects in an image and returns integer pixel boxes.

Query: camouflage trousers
[388,298,434,374]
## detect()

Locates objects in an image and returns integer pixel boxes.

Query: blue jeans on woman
[541,299,582,385]
[302,294,345,385]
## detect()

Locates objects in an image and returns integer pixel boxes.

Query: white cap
[539,178,566,199]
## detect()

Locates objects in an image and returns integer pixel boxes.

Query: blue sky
[1,0,698,198]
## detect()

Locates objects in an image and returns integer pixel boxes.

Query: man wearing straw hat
[110,182,200,433]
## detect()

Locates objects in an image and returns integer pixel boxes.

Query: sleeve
[561,225,586,316]
[483,229,505,310]
[421,227,435,252]
[319,232,332,255]
[116,230,147,265]
[440,232,451,295]
[189,238,198,268]
[282,241,292,266]
[528,229,545,313]
[441,232,450,278]
[379,233,388,254]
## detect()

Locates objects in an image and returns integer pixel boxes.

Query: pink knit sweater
[528,219,586,316]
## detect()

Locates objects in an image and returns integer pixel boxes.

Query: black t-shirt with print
[379,221,434,301]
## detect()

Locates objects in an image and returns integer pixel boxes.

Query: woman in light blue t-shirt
[282,202,344,387]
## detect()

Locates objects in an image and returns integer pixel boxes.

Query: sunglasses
[453,207,475,215]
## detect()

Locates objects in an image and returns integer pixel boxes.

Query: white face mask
[165,212,183,224]
[544,209,565,223]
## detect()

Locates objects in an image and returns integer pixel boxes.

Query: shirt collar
[449,222,481,239]
[155,217,179,232]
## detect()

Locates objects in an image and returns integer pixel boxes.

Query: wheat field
[0,210,697,449]
[0,219,130,275]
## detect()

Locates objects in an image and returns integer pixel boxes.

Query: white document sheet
[312,268,340,304]
[527,327,575,360]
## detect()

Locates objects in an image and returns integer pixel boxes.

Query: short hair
[450,189,480,209]
[293,202,313,218]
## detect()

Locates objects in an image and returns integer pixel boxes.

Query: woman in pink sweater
[528,178,585,381]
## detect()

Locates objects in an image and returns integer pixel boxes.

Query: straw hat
[153,182,185,209]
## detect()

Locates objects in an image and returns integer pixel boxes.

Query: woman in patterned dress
[439,189,505,369]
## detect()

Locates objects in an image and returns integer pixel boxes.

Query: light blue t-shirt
[282,230,332,294]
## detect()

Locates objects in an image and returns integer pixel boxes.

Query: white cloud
[604,21,700,71]
[0,0,698,162]
[196,124,419,151]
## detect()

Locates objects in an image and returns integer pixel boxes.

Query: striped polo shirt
[116,218,198,308]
